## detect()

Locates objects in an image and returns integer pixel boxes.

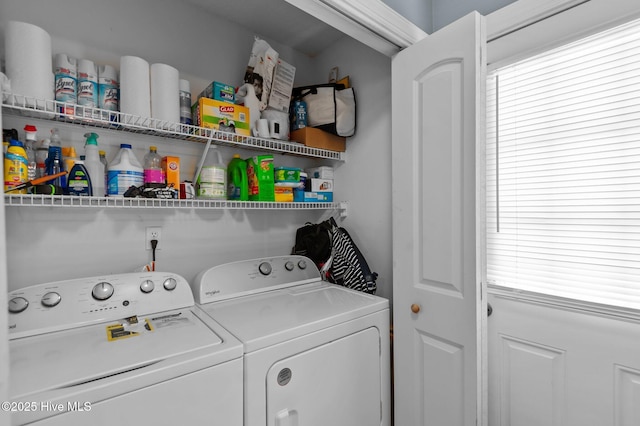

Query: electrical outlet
[145,227,162,250]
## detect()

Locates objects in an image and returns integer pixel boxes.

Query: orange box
[162,156,180,190]
[290,127,346,152]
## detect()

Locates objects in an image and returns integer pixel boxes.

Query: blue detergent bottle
[66,160,92,196]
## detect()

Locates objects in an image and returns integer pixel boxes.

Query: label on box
[308,178,333,192]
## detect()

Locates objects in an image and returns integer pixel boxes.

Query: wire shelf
[1,93,344,161]
[4,194,345,212]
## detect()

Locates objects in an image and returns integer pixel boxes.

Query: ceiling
[182,0,348,57]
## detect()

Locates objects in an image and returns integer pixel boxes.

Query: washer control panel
[191,255,320,304]
[8,272,193,339]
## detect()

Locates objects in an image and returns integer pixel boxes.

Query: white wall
[0,0,394,303]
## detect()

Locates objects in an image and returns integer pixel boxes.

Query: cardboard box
[197,81,235,103]
[293,191,333,203]
[307,166,334,179]
[290,127,346,152]
[162,156,180,190]
[307,178,333,192]
[192,98,251,136]
[247,155,275,201]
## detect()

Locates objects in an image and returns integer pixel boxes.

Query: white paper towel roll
[150,63,180,124]
[5,21,54,108]
[120,55,151,119]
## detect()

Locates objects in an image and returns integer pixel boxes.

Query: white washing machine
[191,255,391,426]
[7,272,243,426]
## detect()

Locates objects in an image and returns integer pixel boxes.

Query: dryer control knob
[41,292,61,307]
[92,282,114,301]
[297,259,307,270]
[163,278,177,291]
[259,262,272,276]
[140,279,155,293]
[285,261,295,271]
[9,296,29,313]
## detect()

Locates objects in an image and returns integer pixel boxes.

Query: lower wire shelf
[4,194,346,214]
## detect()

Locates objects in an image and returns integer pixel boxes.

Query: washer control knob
[140,279,155,293]
[92,282,114,301]
[9,296,29,313]
[163,278,177,291]
[284,261,295,271]
[259,262,272,276]
[41,292,62,307]
[297,259,307,270]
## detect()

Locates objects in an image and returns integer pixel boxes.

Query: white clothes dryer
[192,255,391,426]
[7,272,243,426]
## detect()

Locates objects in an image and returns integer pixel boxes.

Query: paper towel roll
[120,55,151,119]
[4,21,54,108]
[150,63,180,124]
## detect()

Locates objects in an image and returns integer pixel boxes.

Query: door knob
[411,303,421,314]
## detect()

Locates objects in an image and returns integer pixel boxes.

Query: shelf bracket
[339,201,348,218]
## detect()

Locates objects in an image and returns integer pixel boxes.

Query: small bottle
[84,132,105,197]
[143,146,165,188]
[66,160,92,196]
[107,143,144,196]
[46,128,66,188]
[35,137,50,179]
[99,150,109,194]
[23,124,38,181]
[179,79,192,125]
[4,139,28,193]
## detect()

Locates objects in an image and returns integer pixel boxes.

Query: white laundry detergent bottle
[197,147,226,199]
[107,143,143,196]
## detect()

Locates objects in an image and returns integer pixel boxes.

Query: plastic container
[45,128,66,188]
[4,139,28,193]
[107,143,144,196]
[23,124,38,181]
[84,132,105,197]
[143,146,165,188]
[196,147,226,199]
[227,154,248,201]
[66,160,92,196]
[63,146,78,173]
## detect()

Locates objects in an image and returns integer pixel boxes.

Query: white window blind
[486,17,640,310]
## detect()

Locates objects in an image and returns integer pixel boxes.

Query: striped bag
[324,218,378,294]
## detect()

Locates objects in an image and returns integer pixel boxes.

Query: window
[486,17,640,310]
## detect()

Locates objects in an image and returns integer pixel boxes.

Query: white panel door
[391,12,487,426]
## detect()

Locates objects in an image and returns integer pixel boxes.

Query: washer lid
[199,282,389,353]
[9,308,237,400]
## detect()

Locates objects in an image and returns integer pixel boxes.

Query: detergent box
[192,98,251,136]
[197,81,235,103]
[247,155,275,201]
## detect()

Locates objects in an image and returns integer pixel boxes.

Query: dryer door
[266,327,381,426]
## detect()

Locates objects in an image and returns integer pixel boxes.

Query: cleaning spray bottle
[83,132,105,197]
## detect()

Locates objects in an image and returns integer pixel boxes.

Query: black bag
[291,83,356,137]
[292,218,377,294]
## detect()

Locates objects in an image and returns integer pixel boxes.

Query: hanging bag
[291,83,356,137]
[292,217,377,294]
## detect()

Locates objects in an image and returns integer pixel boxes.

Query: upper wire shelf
[1,93,344,161]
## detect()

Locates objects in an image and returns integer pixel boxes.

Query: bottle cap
[84,132,99,146]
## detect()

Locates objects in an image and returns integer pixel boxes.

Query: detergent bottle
[4,139,28,193]
[227,154,248,201]
[66,160,92,196]
[107,143,144,196]
[196,146,226,199]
